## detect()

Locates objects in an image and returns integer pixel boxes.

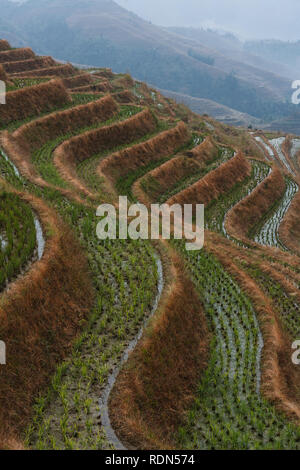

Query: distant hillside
[168,27,295,80]
[262,111,300,135]
[0,0,295,122]
[156,87,262,128]
[245,39,300,78]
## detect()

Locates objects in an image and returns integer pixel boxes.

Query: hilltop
[0,0,295,124]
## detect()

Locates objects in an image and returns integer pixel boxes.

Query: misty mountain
[245,40,300,78]
[168,27,296,80]
[0,0,295,122]
[155,86,263,128]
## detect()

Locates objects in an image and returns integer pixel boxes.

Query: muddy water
[291,139,300,161]
[254,136,275,160]
[269,137,295,175]
[254,178,299,250]
[99,254,164,450]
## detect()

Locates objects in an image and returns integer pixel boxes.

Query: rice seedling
[251,177,298,249]
[204,160,269,239]
[0,191,36,290]
[1,43,300,451]
[173,242,300,450]
[31,105,141,194]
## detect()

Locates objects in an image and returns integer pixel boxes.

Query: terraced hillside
[1,40,300,451]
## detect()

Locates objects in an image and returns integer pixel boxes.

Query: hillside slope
[156,87,262,128]
[0,0,294,122]
[1,39,300,451]
[245,39,300,78]
[168,27,296,80]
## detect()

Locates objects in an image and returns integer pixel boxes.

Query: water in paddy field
[254,178,299,250]
[0,148,21,178]
[0,148,46,260]
[0,233,7,250]
[255,136,275,160]
[99,253,164,450]
[269,137,295,175]
[34,217,45,260]
[291,139,300,160]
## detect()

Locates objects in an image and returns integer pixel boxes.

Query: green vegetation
[3,93,102,132]
[0,0,293,121]
[245,264,300,339]
[155,147,233,203]
[173,244,300,450]
[115,133,200,201]
[0,139,159,450]
[0,191,36,290]
[76,120,170,196]
[6,78,50,92]
[32,105,141,195]
[1,45,300,451]
[251,178,298,250]
[205,160,270,238]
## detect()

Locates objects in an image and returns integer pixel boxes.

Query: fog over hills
[115,0,300,41]
[2,0,299,129]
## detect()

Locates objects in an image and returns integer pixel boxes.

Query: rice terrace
[1,32,300,453]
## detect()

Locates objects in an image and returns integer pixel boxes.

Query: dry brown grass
[0,96,118,204]
[0,78,71,125]
[186,136,219,163]
[139,155,200,201]
[12,95,118,152]
[0,65,7,82]
[261,135,295,176]
[92,69,114,80]
[11,64,76,78]
[282,135,298,174]
[168,151,250,206]
[0,192,94,448]
[110,245,210,450]
[0,48,35,64]
[1,132,86,206]
[225,167,286,242]
[62,73,93,88]
[112,90,137,104]
[62,73,94,89]
[71,80,112,93]
[3,56,55,74]
[99,121,189,187]
[205,121,262,159]
[282,136,292,159]
[54,109,156,196]
[0,40,10,51]
[205,231,300,422]
[112,74,134,90]
[279,190,300,255]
